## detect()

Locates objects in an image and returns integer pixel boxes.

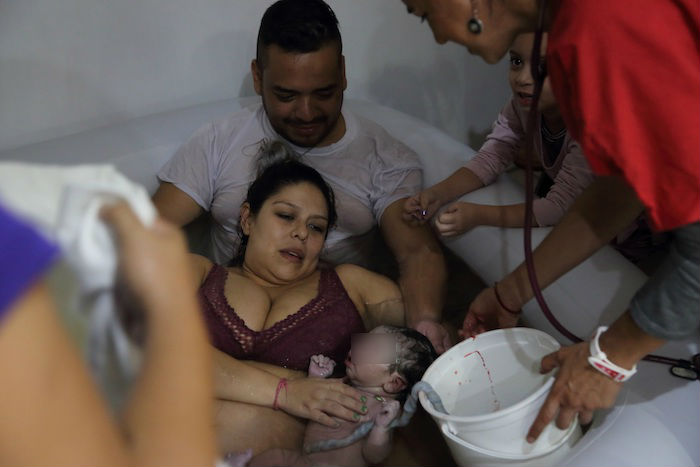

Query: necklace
[541,117,566,143]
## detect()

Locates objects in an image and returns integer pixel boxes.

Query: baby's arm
[308,355,336,378]
[362,400,401,464]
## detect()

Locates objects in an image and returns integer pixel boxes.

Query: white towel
[0,162,156,410]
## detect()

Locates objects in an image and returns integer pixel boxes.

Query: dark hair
[256,0,342,69]
[230,140,337,266]
[380,325,439,403]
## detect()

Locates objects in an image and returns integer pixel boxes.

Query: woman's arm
[335,264,405,329]
[189,253,213,288]
[213,348,366,427]
[462,176,644,335]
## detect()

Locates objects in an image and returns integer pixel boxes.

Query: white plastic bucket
[441,422,582,467]
[419,328,579,458]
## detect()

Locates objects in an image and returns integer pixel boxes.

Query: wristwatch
[588,326,638,382]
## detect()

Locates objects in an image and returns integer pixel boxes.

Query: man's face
[253,43,347,148]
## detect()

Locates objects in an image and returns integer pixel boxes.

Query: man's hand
[414,319,452,354]
[526,342,621,442]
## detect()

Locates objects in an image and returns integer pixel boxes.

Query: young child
[226,325,438,467]
[403,32,594,235]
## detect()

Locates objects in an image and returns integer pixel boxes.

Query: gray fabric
[630,222,700,340]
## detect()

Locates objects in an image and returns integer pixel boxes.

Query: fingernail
[360,396,367,403]
[353,413,361,420]
[526,436,535,444]
[361,405,368,413]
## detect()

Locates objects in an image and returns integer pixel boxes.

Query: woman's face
[508,32,557,114]
[241,182,330,285]
[401,0,526,64]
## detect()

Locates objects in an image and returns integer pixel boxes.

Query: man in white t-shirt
[153,0,450,353]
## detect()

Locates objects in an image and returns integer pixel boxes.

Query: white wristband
[587,326,637,382]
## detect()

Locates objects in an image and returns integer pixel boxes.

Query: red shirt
[547,0,700,231]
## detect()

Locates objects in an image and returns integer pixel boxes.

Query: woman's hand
[280,377,367,427]
[433,201,482,237]
[402,188,443,224]
[460,286,520,338]
[526,342,618,442]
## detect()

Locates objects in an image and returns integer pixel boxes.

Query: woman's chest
[222,272,321,331]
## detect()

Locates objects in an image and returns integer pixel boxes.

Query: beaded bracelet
[493,282,521,315]
[273,378,288,410]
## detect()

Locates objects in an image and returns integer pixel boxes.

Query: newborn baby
[226,325,438,467]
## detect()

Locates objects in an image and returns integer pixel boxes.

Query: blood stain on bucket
[464,350,501,411]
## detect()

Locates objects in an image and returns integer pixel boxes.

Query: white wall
[0,0,510,153]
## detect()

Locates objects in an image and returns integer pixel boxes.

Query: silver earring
[467,17,483,34]
[468,0,483,34]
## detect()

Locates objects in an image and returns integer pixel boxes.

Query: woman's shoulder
[189,254,216,286]
[334,264,401,302]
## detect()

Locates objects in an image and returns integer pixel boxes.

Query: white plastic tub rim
[420,328,559,423]
[441,421,582,467]
[419,328,577,455]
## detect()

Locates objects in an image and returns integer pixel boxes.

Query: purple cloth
[0,203,59,318]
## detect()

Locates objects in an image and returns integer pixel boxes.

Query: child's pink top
[464,97,594,226]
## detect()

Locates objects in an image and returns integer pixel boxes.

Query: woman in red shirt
[399,0,699,443]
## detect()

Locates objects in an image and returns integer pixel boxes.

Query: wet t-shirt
[158,103,422,265]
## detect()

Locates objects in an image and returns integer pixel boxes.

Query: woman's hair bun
[255,139,302,177]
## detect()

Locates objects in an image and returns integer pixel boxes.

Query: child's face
[508,33,558,115]
[346,328,398,388]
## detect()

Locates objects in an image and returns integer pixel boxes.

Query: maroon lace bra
[198,264,366,371]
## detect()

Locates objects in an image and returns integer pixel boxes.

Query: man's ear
[383,371,407,395]
[240,202,253,235]
[251,59,263,96]
[340,54,348,91]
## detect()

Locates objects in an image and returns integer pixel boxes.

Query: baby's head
[508,32,558,116]
[346,325,438,402]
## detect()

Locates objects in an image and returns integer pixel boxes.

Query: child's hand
[375,400,401,428]
[433,202,482,237]
[402,189,443,224]
[309,355,336,378]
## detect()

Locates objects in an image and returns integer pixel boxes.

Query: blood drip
[464,350,501,411]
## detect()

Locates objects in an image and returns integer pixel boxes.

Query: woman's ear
[383,372,407,395]
[240,202,253,235]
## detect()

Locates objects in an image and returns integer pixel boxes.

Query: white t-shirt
[158,103,422,265]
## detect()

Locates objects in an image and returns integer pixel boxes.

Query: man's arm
[380,199,450,353]
[152,182,204,227]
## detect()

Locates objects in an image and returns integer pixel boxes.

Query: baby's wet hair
[377,325,438,402]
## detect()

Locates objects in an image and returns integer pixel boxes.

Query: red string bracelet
[494,282,521,315]
[273,378,288,410]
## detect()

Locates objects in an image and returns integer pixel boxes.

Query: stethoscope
[522,0,698,381]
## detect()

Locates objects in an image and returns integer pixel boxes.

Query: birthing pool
[1,96,697,467]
